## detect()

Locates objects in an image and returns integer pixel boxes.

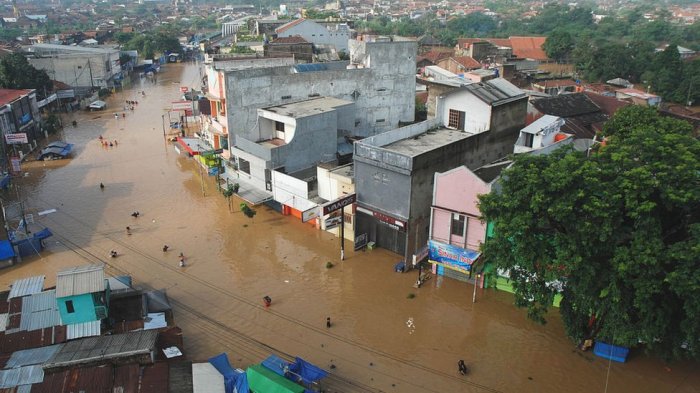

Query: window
[66,300,75,313]
[524,133,534,148]
[281,95,291,99]
[451,214,465,236]
[239,158,251,174]
[344,213,353,224]
[448,109,465,130]
[275,121,285,132]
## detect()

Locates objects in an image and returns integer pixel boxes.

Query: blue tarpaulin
[209,353,249,393]
[0,240,15,260]
[209,353,236,393]
[0,174,10,189]
[289,357,328,385]
[262,354,291,376]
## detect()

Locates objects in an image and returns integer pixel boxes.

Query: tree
[544,29,575,62]
[649,44,684,102]
[0,54,53,99]
[479,106,700,360]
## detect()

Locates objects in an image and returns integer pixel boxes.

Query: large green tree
[479,106,700,360]
[0,53,53,99]
[543,29,574,62]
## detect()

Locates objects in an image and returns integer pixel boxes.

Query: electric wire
[31,193,504,393]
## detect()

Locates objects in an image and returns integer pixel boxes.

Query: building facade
[354,78,527,262]
[275,18,351,52]
[0,88,42,167]
[55,264,110,325]
[27,44,122,92]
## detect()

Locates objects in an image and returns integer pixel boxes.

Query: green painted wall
[57,293,97,324]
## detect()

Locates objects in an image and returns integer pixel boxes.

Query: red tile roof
[276,18,306,34]
[0,89,32,106]
[422,49,453,63]
[509,36,548,60]
[453,56,481,69]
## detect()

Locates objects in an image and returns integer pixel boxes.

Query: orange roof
[509,36,548,60]
[453,56,481,69]
[276,18,306,34]
[0,89,32,106]
[422,49,453,63]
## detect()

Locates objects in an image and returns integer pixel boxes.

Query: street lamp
[161,114,166,137]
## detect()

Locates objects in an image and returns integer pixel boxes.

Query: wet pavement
[1,63,698,393]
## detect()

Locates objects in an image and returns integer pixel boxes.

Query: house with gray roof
[55,264,109,326]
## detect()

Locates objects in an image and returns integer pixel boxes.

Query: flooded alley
[0,63,697,393]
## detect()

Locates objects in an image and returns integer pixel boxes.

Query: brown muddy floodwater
[1,63,698,393]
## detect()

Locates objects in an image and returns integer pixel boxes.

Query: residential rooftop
[382,128,472,157]
[261,96,353,119]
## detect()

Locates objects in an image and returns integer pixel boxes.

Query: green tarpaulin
[246,364,304,393]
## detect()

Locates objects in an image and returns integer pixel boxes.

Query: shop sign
[325,215,342,229]
[171,101,193,111]
[428,240,480,272]
[357,206,407,229]
[354,233,368,250]
[5,133,28,144]
[10,156,21,173]
[301,206,319,223]
[322,193,355,215]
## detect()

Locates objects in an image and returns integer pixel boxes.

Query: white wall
[278,20,350,52]
[440,91,491,134]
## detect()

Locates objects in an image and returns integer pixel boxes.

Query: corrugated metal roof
[17,384,32,393]
[464,78,525,106]
[44,330,158,369]
[8,276,45,299]
[0,313,7,332]
[55,264,105,298]
[5,344,63,368]
[19,290,62,332]
[66,321,101,340]
[0,365,44,388]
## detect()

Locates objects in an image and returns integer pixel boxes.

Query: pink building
[428,163,509,280]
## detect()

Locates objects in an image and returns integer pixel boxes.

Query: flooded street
[1,63,698,392]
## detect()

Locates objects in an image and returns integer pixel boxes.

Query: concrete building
[0,88,42,166]
[224,38,416,203]
[354,78,527,261]
[55,264,110,326]
[233,96,354,208]
[513,114,572,154]
[317,162,355,241]
[26,44,122,92]
[264,36,314,63]
[275,18,351,52]
[202,57,295,158]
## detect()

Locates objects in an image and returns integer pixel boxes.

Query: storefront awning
[177,137,210,156]
[220,173,272,206]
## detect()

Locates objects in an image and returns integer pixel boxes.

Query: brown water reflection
[1,63,697,393]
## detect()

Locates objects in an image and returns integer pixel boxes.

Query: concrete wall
[226,39,416,148]
[57,293,96,325]
[278,20,350,52]
[29,52,120,89]
[272,111,338,172]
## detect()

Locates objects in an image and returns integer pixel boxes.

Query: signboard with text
[5,133,28,145]
[322,193,356,215]
[171,101,193,111]
[301,207,319,223]
[10,156,21,173]
[354,233,368,250]
[428,240,480,272]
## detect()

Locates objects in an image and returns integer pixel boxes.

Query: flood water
[1,63,698,393]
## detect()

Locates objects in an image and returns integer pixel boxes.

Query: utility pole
[87,59,94,90]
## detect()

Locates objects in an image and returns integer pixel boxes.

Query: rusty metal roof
[55,264,105,298]
[8,276,45,299]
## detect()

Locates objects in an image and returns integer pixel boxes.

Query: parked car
[88,100,107,110]
[37,141,73,161]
